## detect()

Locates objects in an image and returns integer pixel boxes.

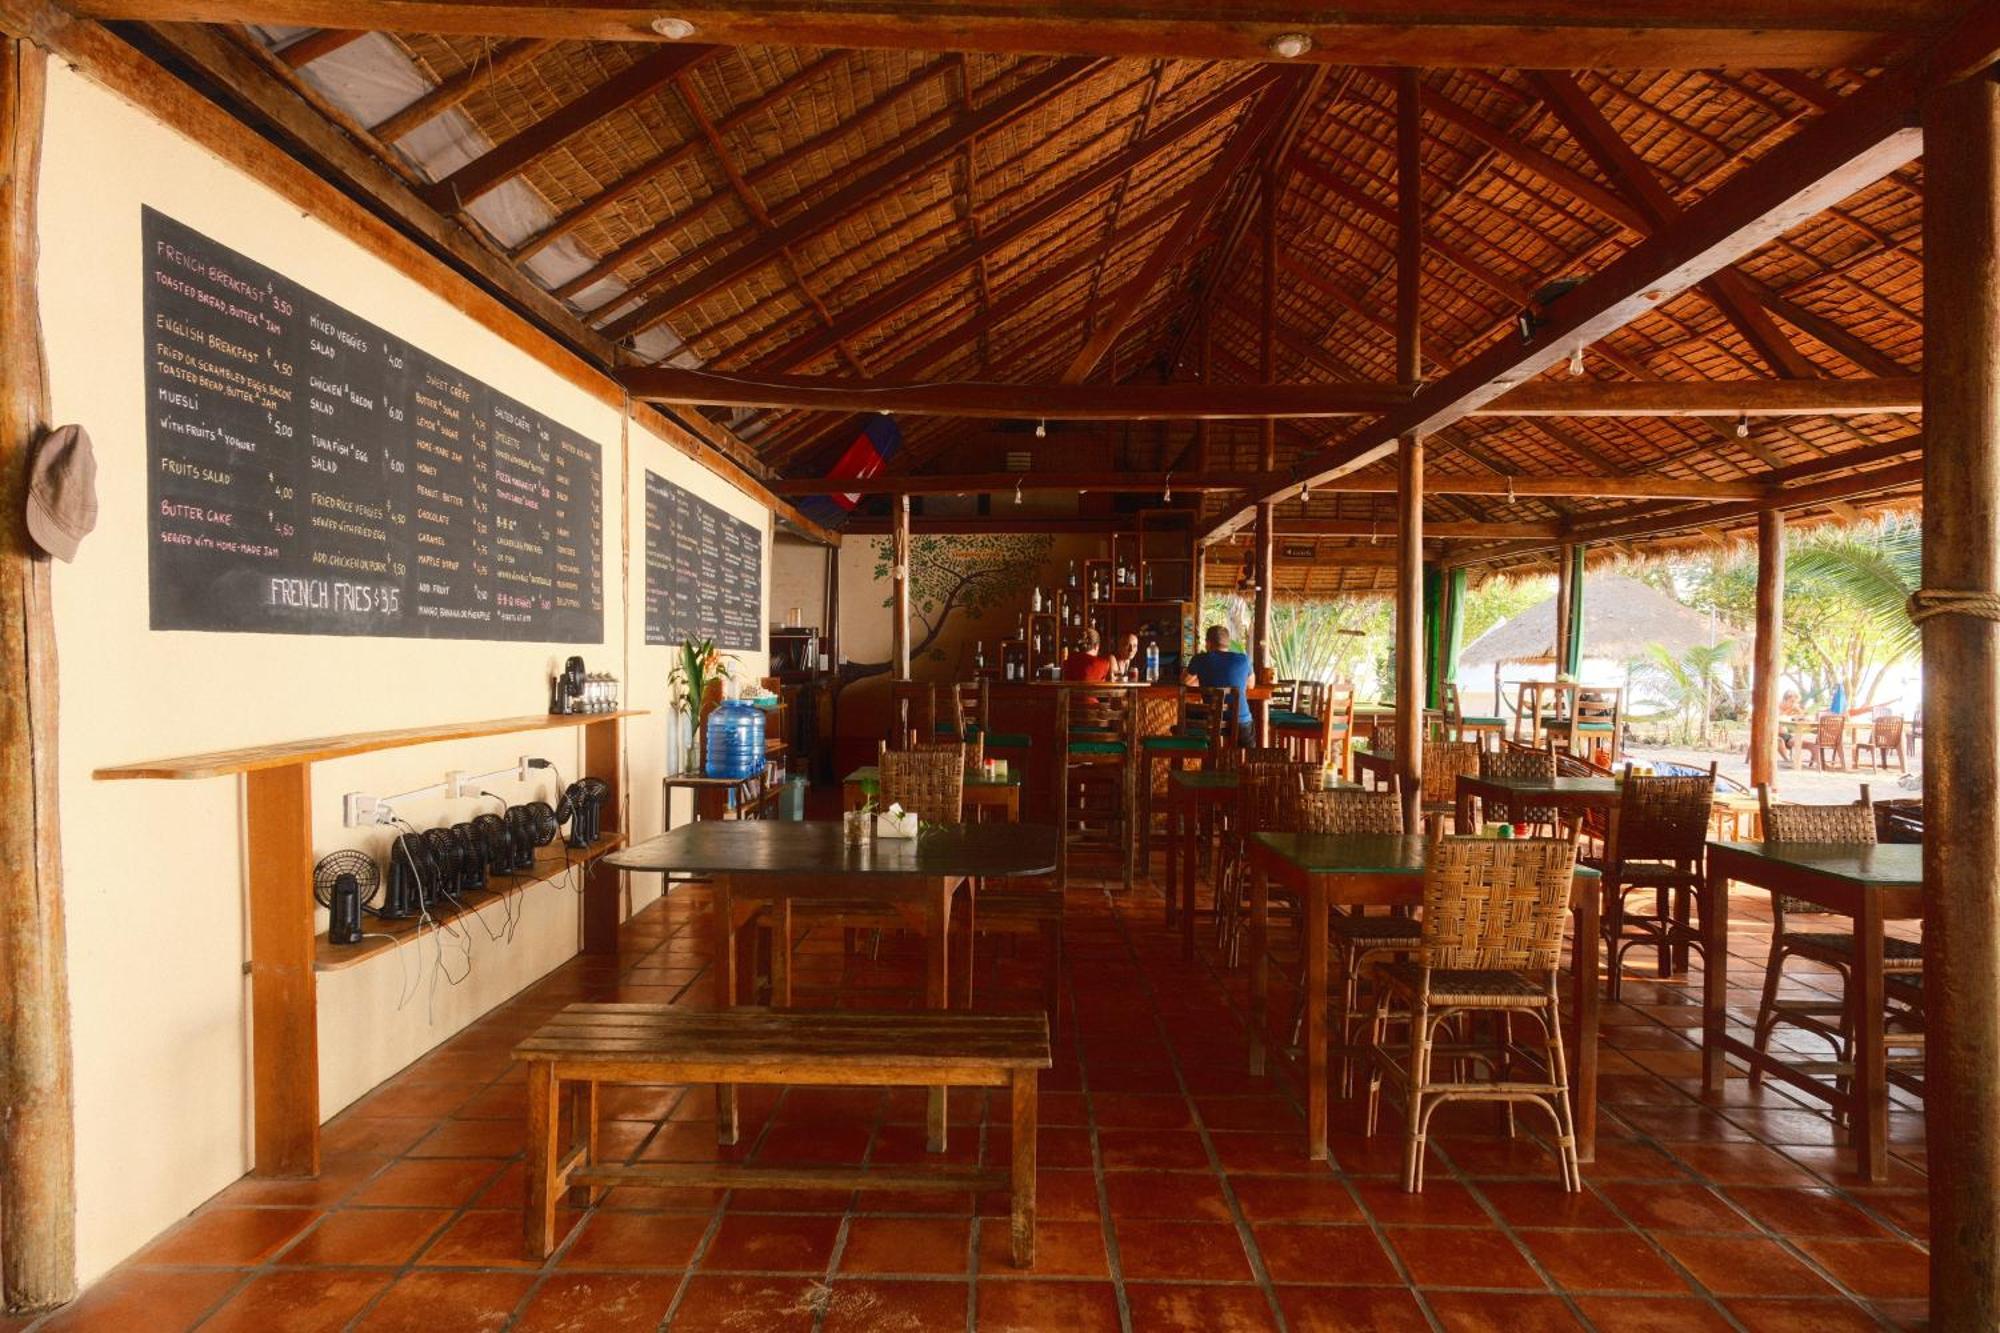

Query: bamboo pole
[891,494,911,680]
[1253,502,1274,726]
[1921,71,2000,1329]
[1748,510,1786,790]
[0,36,76,1313]
[1260,163,1276,473]
[1554,542,1576,676]
[1394,67,1424,828]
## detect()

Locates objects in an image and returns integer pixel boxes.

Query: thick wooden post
[1922,71,2000,1331]
[0,37,76,1312]
[1252,501,1274,691]
[890,493,910,680]
[1259,164,1277,473]
[1554,542,1576,674]
[1394,68,1424,828]
[1748,510,1786,791]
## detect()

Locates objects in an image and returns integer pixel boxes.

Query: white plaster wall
[37,64,768,1280]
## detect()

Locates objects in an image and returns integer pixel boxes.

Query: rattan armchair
[1365,831,1583,1193]
[1750,784,1924,1100]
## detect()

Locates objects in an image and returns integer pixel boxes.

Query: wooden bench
[513,1005,1051,1266]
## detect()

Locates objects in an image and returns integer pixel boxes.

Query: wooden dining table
[1247,832,1603,1164]
[605,820,1058,1148]
[1454,772,1623,836]
[1701,840,1924,1183]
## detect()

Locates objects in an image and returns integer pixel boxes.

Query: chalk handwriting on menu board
[643,471,762,651]
[143,207,605,641]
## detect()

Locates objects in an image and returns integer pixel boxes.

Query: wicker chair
[1214,757,1312,966]
[1597,764,1715,1000]
[1290,786,1418,1087]
[1477,746,1559,835]
[1750,784,1924,1098]
[1420,740,1484,833]
[1365,832,1583,1193]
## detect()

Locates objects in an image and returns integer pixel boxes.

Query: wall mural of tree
[837,532,1056,687]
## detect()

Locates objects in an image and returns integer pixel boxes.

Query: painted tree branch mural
[837,533,1055,687]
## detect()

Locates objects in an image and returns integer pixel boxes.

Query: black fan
[501,806,538,872]
[571,777,612,847]
[422,827,462,902]
[449,823,486,892]
[382,833,433,918]
[522,800,560,847]
[312,849,380,910]
[472,813,513,876]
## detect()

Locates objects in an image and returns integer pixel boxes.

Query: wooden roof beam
[275,26,362,66]
[1199,30,1958,541]
[420,45,715,212]
[65,1,1960,69]
[769,470,1772,501]
[622,367,1922,420]
[369,37,550,144]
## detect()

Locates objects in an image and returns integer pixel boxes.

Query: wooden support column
[891,494,911,680]
[0,36,76,1312]
[1259,164,1277,472]
[1393,68,1424,829]
[1554,542,1577,675]
[1922,70,2000,1331]
[1748,510,1786,791]
[1252,500,1274,667]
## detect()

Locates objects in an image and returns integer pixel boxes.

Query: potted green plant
[668,637,734,775]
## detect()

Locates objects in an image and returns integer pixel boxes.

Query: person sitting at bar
[1107,631,1140,681]
[1062,627,1113,682]
[1185,625,1253,731]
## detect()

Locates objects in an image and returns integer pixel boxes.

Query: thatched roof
[198,16,1938,589]
[1461,575,1726,669]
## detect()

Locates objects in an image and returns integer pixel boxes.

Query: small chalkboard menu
[644,471,762,650]
[142,207,605,641]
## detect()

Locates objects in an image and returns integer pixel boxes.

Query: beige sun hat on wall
[26,424,98,563]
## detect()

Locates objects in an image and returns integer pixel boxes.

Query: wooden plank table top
[1701,839,1924,1183]
[1249,833,1604,1166]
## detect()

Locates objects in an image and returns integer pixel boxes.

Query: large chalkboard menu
[143,207,604,641]
[644,471,762,650]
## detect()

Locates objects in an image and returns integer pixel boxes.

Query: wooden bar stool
[1597,763,1715,999]
[1140,686,1227,876]
[1056,685,1137,891]
[888,680,937,751]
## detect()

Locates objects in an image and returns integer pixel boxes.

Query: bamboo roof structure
[83,2,1991,590]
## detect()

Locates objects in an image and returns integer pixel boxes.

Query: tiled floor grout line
[1073,882,1138,1333]
[1104,886,1299,1333]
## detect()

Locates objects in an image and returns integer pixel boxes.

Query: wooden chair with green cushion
[1544,686,1622,766]
[1444,683,1505,749]
[1056,684,1137,891]
[1139,686,1226,875]
[1270,680,1344,767]
[950,676,1032,760]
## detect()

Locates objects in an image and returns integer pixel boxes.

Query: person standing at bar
[1185,625,1254,732]
[1062,627,1113,682]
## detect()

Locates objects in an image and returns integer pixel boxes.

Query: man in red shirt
[1061,627,1112,682]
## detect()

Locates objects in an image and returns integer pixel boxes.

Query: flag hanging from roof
[796,414,900,527]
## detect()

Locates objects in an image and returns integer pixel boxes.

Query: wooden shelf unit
[314,834,628,971]
[94,708,641,1179]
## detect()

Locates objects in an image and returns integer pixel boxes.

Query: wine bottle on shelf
[974,640,986,671]
[1067,560,1079,590]
[1032,586,1043,614]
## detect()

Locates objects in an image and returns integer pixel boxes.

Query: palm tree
[1788,518,1921,666]
[1634,641,1736,745]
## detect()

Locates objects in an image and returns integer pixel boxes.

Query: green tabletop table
[1454,773,1622,835]
[1701,840,1924,1183]
[1248,832,1603,1165]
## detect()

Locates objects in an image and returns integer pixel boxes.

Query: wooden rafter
[63,0,1962,69]
[599,57,1095,343]
[274,25,361,66]
[768,469,1777,500]
[1201,46,1945,539]
[621,366,1923,420]
[420,45,715,212]
[370,36,549,144]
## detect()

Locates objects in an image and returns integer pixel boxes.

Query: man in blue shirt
[1185,625,1255,732]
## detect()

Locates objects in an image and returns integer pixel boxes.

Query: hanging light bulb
[1162,472,1173,504]
[1736,412,1751,438]
[1301,479,1312,505]
[1567,345,1585,377]
[1014,477,1024,505]
[1034,419,1047,439]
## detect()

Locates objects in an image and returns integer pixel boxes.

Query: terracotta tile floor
[29,850,1928,1331]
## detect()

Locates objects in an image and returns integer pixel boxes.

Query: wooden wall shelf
[313,834,628,972]
[94,710,649,781]
[89,708,639,1180]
